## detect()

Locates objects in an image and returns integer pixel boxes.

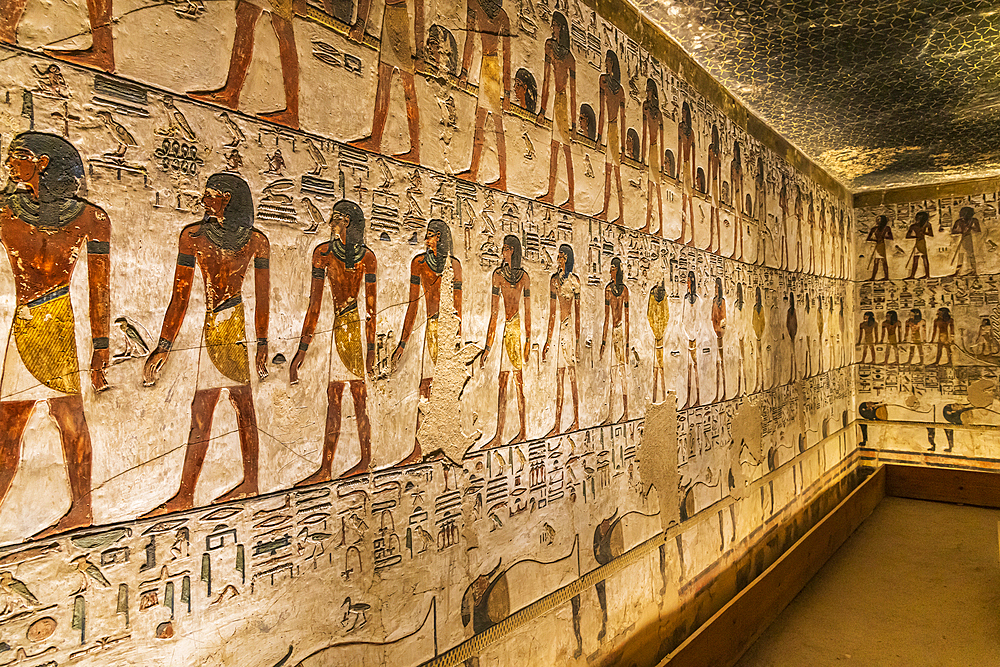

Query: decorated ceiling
[635,0,1000,191]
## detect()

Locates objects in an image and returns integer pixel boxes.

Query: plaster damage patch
[637,394,680,532]
[414,261,481,464]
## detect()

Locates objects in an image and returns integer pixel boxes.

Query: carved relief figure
[930,307,954,366]
[391,219,462,463]
[880,310,900,365]
[600,258,629,423]
[866,214,892,281]
[950,206,979,277]
[730,140,745,260]
[786,292,798,383]
[905,308,925,365]
[542,244,580,435]
[480,235,531,448]
[1,0,114,71]
[777,175,789,270]
[711,277,726,401]
[857,311,877,364]
[680,270,699,409]
[707,124,721,252]
[753,155,767,265]
[351,0,424,163]
[0,132,110,536]
[596,50,625,223]
[675,101,696,245]
[536,11,577,211]
[905,210,933,279]
[290,200,377,480]
[457,0,512,188]
[144,173,269,515]
[188,0,299,128]
[647,281,668,403]
[640,79,665,236]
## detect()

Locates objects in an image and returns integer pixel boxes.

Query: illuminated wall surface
[0,1,859,664]
[856,190,1000,470]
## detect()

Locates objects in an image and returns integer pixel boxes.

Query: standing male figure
[675,102,696,245]
[640,79,664,235]
[752,286,766,392]
[753,156,767,266]
[777,176,789,270]
[905,210,933,279]
[350,0,424,162]
[647,281,668,403]
[706,125,722,252]
[951,206,980,277]
[457,0,512,188]
[480,235,531,448]
[0,132,110,536]
[542,244,580,436]
[711,278,726,401]
[599,258,629,423]
[786,292,798,383]
[730,140,745,260]
[391,219,462,464]
[188,0,299,128]
[536,12,577,210]
[866,214,892,281]
[290,200,377,481]
[930,307,954,366]
[144,173,269,514]
[905,309,925,365]
[596,50,625,223]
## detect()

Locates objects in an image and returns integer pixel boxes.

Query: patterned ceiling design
[635,0,1000,191]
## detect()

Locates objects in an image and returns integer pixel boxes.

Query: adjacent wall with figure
[855,184,1000,474]
[0,0,856,665]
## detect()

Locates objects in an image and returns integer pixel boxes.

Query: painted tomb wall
[856,185,1000,473]
[0,0,856,664]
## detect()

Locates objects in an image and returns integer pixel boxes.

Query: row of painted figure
[864,210,982,281]
[0,132,849,542]
[2,0,849,278]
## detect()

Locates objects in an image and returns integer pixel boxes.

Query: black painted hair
[205,172,254,229]
[8,131,85,222]
[503,234,522,270]
[611,257,623,287]
[551,12,570,53]
[332,199,366,246]
[558,243,574,278]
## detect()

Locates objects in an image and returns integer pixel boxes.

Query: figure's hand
[349,23,365,43]
[289,349,306,385]
[390,343,405,371]
[366,351,375,379]
[91,348,110,392]
[256,342,269,381]
[596,133,602,144]
[458,70,469,87]
[542,341,550,362]
[523,342,530,364]
[414,56,425,72]
[143,349,168,387]
[480,346,490,369]
[502,97,510,112]
[599,341,606,360]
[536,112,545,125]
[571,123,576,135]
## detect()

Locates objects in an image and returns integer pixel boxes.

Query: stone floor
[734,496,1000,667]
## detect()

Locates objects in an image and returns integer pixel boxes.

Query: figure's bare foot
[617,411,628,424]
[33,506,93,539]
[537,192,555,205]
[566,420,579,433]
[0,25,16,45]
[340,460,371,478]
[397,442,423,466]
[393,148,421,165]
[214,480,258,504]
[545,424,560,438]
[506,431,526,447]
[596,208,609,221]
[44,45,114,73]
[348,135,378,153]
[639,222,652,234]
[609,216,622,225]
[486,177,507,190]
[671,235,685,244]
[258,108,299,130]
[188,87,239,110]
[294,466,332,488]
[140,493,191,519]
[558,199,574,212]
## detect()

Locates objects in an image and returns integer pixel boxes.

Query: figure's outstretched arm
[522,273,532,362]
[481,271,500,368]
[392,257,423,368]
[143,232,196,386]
[289,244,328,384]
